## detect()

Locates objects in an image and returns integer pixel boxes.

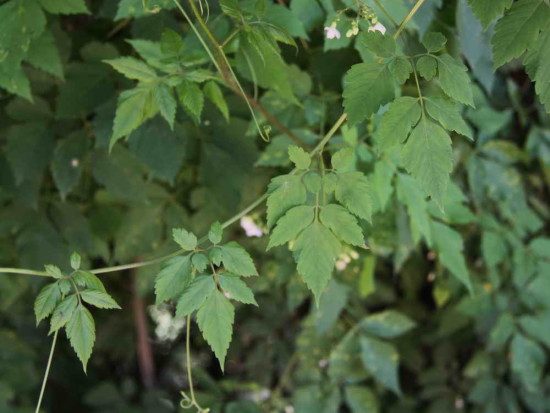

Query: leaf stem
[0,268,49,277]
[35,331,59,413]
[393,0,427,39]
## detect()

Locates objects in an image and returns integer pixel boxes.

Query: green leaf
[208,221,223,245]
[160,28,185,58]
[314,279,349,334]
[172,228,197,251]
[45,264,63,279]
[303,171,322,193]
[268,205,315,249]
[25,30,63,79]
[176,275,216,317]
[435,54,475,107]
[345,386,379,413]
[204,81,230,120]
[34,283,61,325]
[482,231,507,268]
[524,27,550,113]
[402,117,453,204]
[105,58,157,81]
[416,55,438,81]
[529,237,550,258]
[177,80,204,124]
[396,174,432,245]
[111,86,157,148]
[115,0,175,19]
[219,273,257,305]
[196,289,235,370]
[220,242,258,276]
[343,62,395,125]
[359,310,416,338]
[51,133,89,200]
[320,204,364,247]
[422,32,447,52]
[376,97,421,151]
[191,253,210,272]
[267,174,307,228]
[50,295,78,333]
[294,221,341,303]
[425,96,473,139]
[38,0,89,14]
[334,172,373,222]
[492,0,550,68]
[154,255,193,304]
[153,83,176,129]
[73,271,106,292]
[468,0,513,28]
[331,148,355,172]
[70,252,81,270]
[389,57,413,84]
[359,335,401,395]
[288,146,311,170]
[431,221,473,292]
[358,31,396,57]
[81,290,121,309]
[66,304,96,372]
[511,333,546,392]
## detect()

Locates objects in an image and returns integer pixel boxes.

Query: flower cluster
[324,4,386,40]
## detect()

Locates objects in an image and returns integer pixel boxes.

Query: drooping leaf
[50,295,78,334]
[204,81,229,120]
[176,275,216,318]
[34,283,61,325]
[153,83,176,129]
[319,204,365,247]
[154,255,193,304]
[425,96,473,139]
[268,205,315,249]
[376,97,421,151]
[435,54,475,107]
[267,174,307,228]
[176,80,204,123]
[66,304,96,372]
[334,172,373,222]
[80,290,121,309]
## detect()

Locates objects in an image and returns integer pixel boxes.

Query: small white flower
[368,22,387,34]
[240,216,263,237]
[324,26,341,40]
[70,158,79,168]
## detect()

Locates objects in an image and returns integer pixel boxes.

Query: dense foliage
[1,0,550,412]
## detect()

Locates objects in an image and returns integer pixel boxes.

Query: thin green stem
[185,315,197,402]
[35,331,59,413]
[411,60,425,113]
[0,268,49,277]
[394,0,427,39]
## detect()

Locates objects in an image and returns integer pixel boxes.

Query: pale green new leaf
[191,253,209,272]
[66,304,96,372]
[468,0,513,28]
[334,172,373,222]
[343,62,395,125]
[294,221,341,303]
[266,174,307,227]
[220,242,258,276]
[360,335,401,395]
[45,264,63,279]
[204,81,229,120]
[208,221,223,245]
[176,275,216,317]
[425,96,473,139]
[176,80,204,123]
[320,204,365,247]
[153,83,176,129]
[34,283,61,325]
[288,146,311,170]
[376,97,421,151]
[402,118,453,205]
[492,0,550,68]
[268,205,315,249]
[359,310,416,338]
[219,273,257,305]
[50,295,78,334]
[81,290,121,309]
[154,255,193,304]
[172,228,197,251]
[196,289,235,370]
[435,54,475,107]
[105,57,157,81]
[416,55,437,81]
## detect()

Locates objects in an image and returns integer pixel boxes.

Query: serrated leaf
[172,228,197,251]
[314,279,349,334]
[191,253,210,272]
[343,62,395,125]
[196,289,235,370]
[435,54,475,107]
[208,221,223,244]
[294,221,341,303]
[358,31,396,57]
[360,335,401,395]
[25,30,64,78]
[204,81,229,120]
[73,271,106,292]
[468,0,513,28]
[288,146,311,169]
[154,255,193,304]
[524,27,550,113]
[105,57,157,81]
[176,80,204,123]
[70,253,81,270]
[160,28,185,58]
[219,273,257,305]
[402,117,453,205]
[38,0,89,14]
[389,57,413,84]
[335,172,373,222]
[81,290,121,309]
[268,205,315,249]
[66,304,95,372]
[45,264,63,279]
[425,96,473,139]
[267,174,307,228]
[50,295,78,334]
[320,204,365,247]
[376,97,421,151]
[416,55,438,81]
[492,0,550,68]
[359,310,416,338]
[220,242,258,276]
[331,147,355,172]
[396,174,432,245]
[176,275,216,317]
[422,32,447,52]
[153,83,176,129]
[303,171,322,193]
[34,283,61,325]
